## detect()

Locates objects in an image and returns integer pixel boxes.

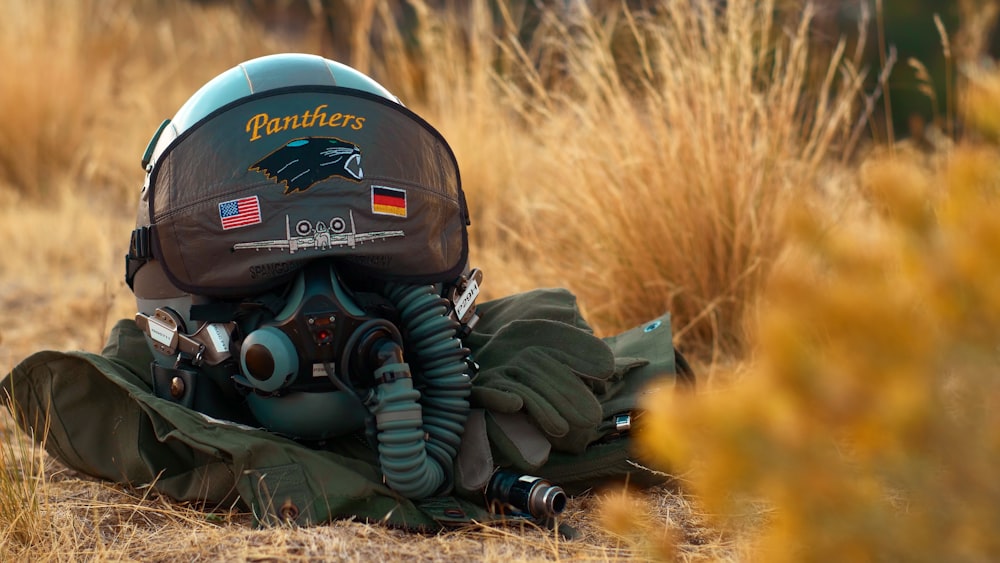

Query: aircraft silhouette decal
[232,210,404,254]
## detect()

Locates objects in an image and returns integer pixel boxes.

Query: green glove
[469,318,616,445]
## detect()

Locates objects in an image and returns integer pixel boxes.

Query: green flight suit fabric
[1,288,687,528]
[1,319,489,530]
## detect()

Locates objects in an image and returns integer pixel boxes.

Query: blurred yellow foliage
[963,68,1000,142]
[639,69,1000,561]
[598,489,678,561]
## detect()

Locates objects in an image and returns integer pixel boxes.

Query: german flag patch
[371,185,407,217]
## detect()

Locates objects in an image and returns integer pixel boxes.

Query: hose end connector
[485,469,567,520]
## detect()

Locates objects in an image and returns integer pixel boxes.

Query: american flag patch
[219,196,262,230]
[371,185,407,217]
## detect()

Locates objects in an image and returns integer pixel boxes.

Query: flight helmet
[124,53,480,442]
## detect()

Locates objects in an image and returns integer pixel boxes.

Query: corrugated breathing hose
[365,282,472,499]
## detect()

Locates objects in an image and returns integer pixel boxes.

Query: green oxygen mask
[232,261,397,440]
[234,260,478,500]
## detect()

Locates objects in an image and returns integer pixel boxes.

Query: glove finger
[488,377,571,438]
[469,385,523,413]
[508,320,618,380]
[507,355,602,430]
[471,371,574,438]
[531,337,617,382]
[484,411,550,471]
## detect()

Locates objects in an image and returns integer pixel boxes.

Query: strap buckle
[134,307,235,366]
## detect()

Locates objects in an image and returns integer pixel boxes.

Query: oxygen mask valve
[485,470,567,520]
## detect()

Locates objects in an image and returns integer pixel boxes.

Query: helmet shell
[132,53,469,313]
[142,54,399,183]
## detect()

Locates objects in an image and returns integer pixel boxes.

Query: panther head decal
[250,137,363,194]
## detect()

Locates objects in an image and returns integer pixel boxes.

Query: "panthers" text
[246,104,365,141]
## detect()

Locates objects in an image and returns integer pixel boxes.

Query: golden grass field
[2,0,1000,560]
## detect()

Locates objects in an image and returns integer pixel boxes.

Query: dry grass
[1,424,726,562]
[0,0,870,353]
[0,0,296,202]
[5,0,990,561]
[373,0,870,360]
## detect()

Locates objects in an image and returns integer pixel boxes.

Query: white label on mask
[148,317,176,348]
[205,324,230,353]
[454,278,480,321]
[312,363,328,378]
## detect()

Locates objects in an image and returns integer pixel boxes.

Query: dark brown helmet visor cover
[148,86,469,298]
